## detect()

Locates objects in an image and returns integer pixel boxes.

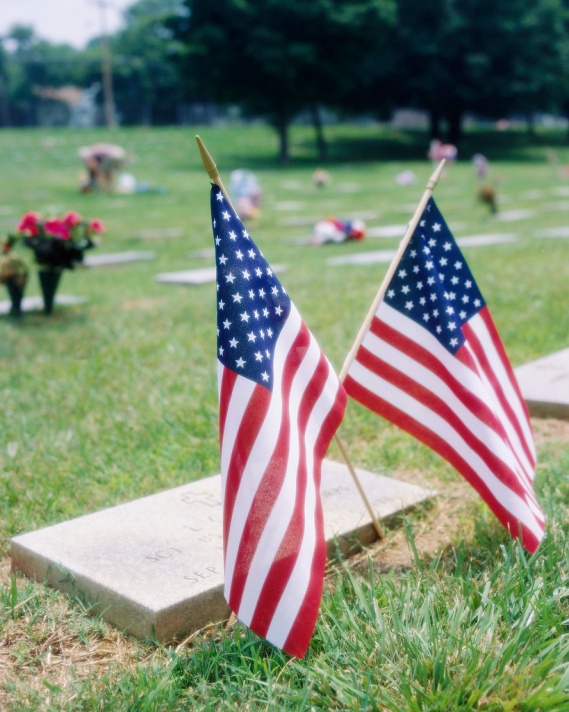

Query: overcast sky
[0,0,137,49]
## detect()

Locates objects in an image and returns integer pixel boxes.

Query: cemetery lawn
[1,124,569,710]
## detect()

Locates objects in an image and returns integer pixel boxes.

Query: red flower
[88,219,105,234]
[44,218,71,240]
[17,211,41,236]
[63,211,83,228]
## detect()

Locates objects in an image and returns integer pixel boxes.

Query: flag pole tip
[427,159,446,190]
[196,136,219,182]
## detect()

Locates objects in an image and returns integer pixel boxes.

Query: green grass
[1,123,569,710]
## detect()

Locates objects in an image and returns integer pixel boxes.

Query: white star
[271,286,279,296]
[222,210,231,221]
[450,338,459,348]
[454,261,463,269]
[255,351,263,362]
[240,311,250,323]
[387,289,395,298]
[405,301,413,310]
[242,269,251,280]
[255,268,263,277]
[242,229,250,239]
[229,337,238,348]
[235,357,245,368]
[218,346,224,356]
[223,319,231,329]
[247,331,257,342]
[228,230,237,241]
[215,236,221,246]
[432,222,441,232]
[226,272,236,284]
[275,305,283,316]
[232,293,243,304]
[266,328,273,338]
[261,371,269,382]
[218,299,225,310]
[248,249,256,259]
[398,269,407,278]
[235,250,244,260]
[219,254,228,265]
[402,285,410,294]
[216,191,224,202]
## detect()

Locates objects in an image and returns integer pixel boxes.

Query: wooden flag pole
[339,159,446,382]
[196,134,385,541]
[333,433,385,539]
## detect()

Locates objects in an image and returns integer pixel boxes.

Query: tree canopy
[1,0,569,160]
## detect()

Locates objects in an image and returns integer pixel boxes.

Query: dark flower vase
[5,278,26,317]
[38,269,62,315]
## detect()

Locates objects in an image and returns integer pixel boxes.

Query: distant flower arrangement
[5,211,104,270]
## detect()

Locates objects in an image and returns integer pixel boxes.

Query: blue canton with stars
[385,198,486,355]
[210,185,291,390]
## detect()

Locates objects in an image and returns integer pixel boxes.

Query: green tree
[109,0,187,125]
[175,0,395,162]
[388,0,569,143]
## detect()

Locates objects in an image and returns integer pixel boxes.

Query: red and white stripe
[345,302,545,553]
[219,305,346,657]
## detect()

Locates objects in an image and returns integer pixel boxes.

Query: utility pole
[92,0,117,128]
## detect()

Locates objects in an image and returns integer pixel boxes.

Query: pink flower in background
[4,210,103,270]
[88,219,105,234]
[17,211,41,236]
[63,211,83,228]
[44,218,71,240]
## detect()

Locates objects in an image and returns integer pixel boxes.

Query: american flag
[210,185,347,657]
[344,197,545,553]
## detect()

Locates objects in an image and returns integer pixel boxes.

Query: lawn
[1,123,568,710]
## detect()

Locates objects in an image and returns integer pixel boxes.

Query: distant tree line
[1,0,569,161]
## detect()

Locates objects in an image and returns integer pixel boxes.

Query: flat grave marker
[535,226,569,239]
[0,294,86,315]
[83,251,155,267]
[136,227,184,240]
[515,348,569,420]
[11,460,435,643]
[156,265,286,286]
[456,234,518,247]
[327,234,518,267]
[494,209,535,222]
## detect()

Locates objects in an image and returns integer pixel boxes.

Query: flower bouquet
[7,211,104,314]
